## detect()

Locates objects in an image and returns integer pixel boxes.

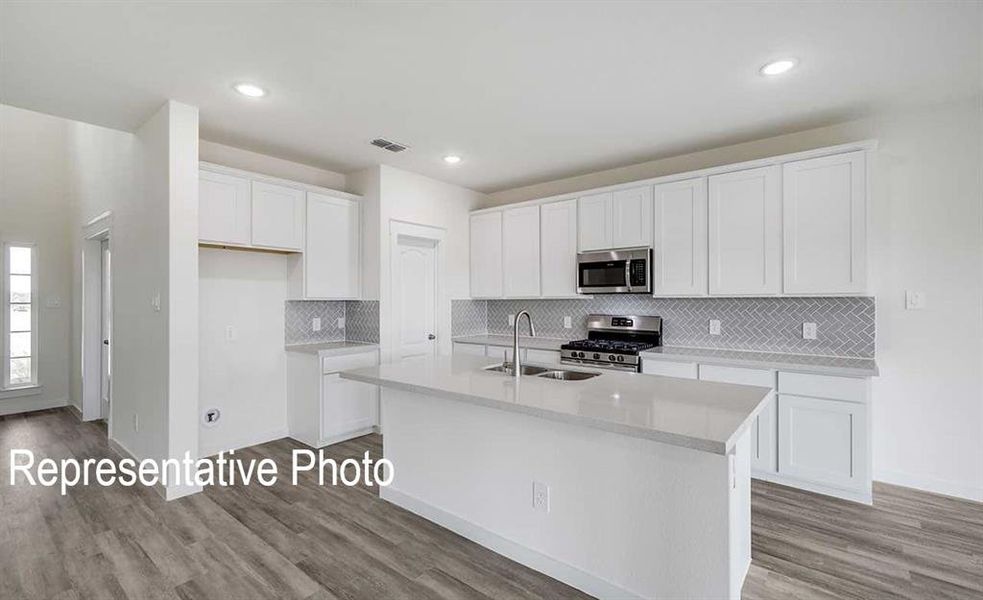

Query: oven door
[577,248,651,294]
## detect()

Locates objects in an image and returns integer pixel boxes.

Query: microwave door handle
[625,260,632,292]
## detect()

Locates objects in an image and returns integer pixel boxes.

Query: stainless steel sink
[536,369,601,381]
[484,363,551,376]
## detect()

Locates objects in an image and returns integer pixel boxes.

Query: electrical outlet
[709,319,721,335]
[563,316,572,329]
[151,292,161,312]
[312,317,321,332]
[905,290,927,310]
[133,414,139,432]
[508,314,515,326]
[802,322,817,340]
[225,325,236,342]
[337,317,346,329]
[532,481,550,513]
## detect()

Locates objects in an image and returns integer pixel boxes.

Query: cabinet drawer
[452,342,487,357]
[641,360,698,379]
[778,372,867,403]
[322,350,378,374]
[698,364,775,388]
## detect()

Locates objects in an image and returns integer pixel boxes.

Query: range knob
[576,351,584,358]
[593,353,600,360]
[608,354,616,361]
[617,355,625,362]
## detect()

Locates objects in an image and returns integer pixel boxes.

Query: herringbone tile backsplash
[285,300,380,345]
[453,296,875,358]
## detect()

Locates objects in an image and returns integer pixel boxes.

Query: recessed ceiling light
[233,83,266,97]
[443,155,462,164]
[759,59,797,76]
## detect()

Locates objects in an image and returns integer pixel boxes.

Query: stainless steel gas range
[560,314,662,372]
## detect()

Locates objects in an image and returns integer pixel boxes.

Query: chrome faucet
[511,310,536,380]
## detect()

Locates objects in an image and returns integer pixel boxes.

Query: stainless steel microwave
[577,248,652,294]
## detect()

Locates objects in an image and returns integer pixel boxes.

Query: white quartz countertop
[640,347,878,377]
[341,354,772,455]
[453,335,565,352]
[284,341,379,357]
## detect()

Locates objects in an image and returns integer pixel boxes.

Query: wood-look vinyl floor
[1,408,981,600]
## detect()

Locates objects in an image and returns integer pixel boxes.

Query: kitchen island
[341,354,773,599]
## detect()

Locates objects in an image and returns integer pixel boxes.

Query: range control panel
[611,317,635,328]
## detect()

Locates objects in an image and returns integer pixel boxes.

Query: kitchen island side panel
[380,388,749,600]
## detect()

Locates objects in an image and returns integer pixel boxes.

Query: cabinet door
[783,151,867,294]
[306,192,359,299]
[502,205,541,297]
[251,181,305,250]
[540,199,578,297]
[640,360,698,379]
[698,365,776,474]
[321,374,378,440]
[611,186,652,248]
[578,192,612,251]
[199,170,251,245]
[778,394,868,491]
[470,212,503,298]
[653,178,708,296]
[708,166,781,295]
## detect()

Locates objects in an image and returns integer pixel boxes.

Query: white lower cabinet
[698,365,776,475]
[777,393,869,495]
[642,357,872,503]
[287,349,379,448]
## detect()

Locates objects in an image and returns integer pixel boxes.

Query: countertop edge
[285,342,380,357]
[340,370,729,455]
[638,350,878,378]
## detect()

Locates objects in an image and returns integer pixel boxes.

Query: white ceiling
[2,1,980,192]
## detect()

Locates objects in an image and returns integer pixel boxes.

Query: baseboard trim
[752,471,873,505]
[0,395,68,416]
[66,404,83,420]
[199,427,289,459]
[381,486,645,600]
[874,468,983,503]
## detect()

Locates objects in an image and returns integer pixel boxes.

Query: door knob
[427,334,436,340]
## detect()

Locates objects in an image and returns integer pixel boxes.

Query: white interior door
[394,236,437,360]
[100,240,111,420]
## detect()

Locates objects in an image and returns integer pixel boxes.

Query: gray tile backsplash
[285,300,380,345]
[453,296,875,358]
[346,300,380,343]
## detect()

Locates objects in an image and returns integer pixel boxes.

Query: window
[3,243,38,388]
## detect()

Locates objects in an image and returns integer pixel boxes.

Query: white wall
[0,105,73,415]
[198,248,289,457]
[200,140,348,191]
[347,166,381,301]
[375,166,486,361]
[485,98,983,502]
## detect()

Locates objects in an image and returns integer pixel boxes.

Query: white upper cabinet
[251,181,305,250]
[611,186,652,248]
[502,205,541,297]
[708,165,781,295]
[782,151,867,295]
[305,192,360,299]
[653,177,708,296]
[199,170,251,245]
[578,186,652,251]
[577,192,612,251]
[540,199,578,297]
[470,211,503,298]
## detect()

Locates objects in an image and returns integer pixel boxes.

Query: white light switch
[225,325,236,342]
[337,317,346,329]
[151,292,161,312]
[905,290,927,310]
[312,317,321,332]
[532,481,550,513]
[563,316,572,329]
[709,320,721,335]
[802,322,817,340]
[508,314,515,327]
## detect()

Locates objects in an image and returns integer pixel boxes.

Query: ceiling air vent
[371,138,409,153]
